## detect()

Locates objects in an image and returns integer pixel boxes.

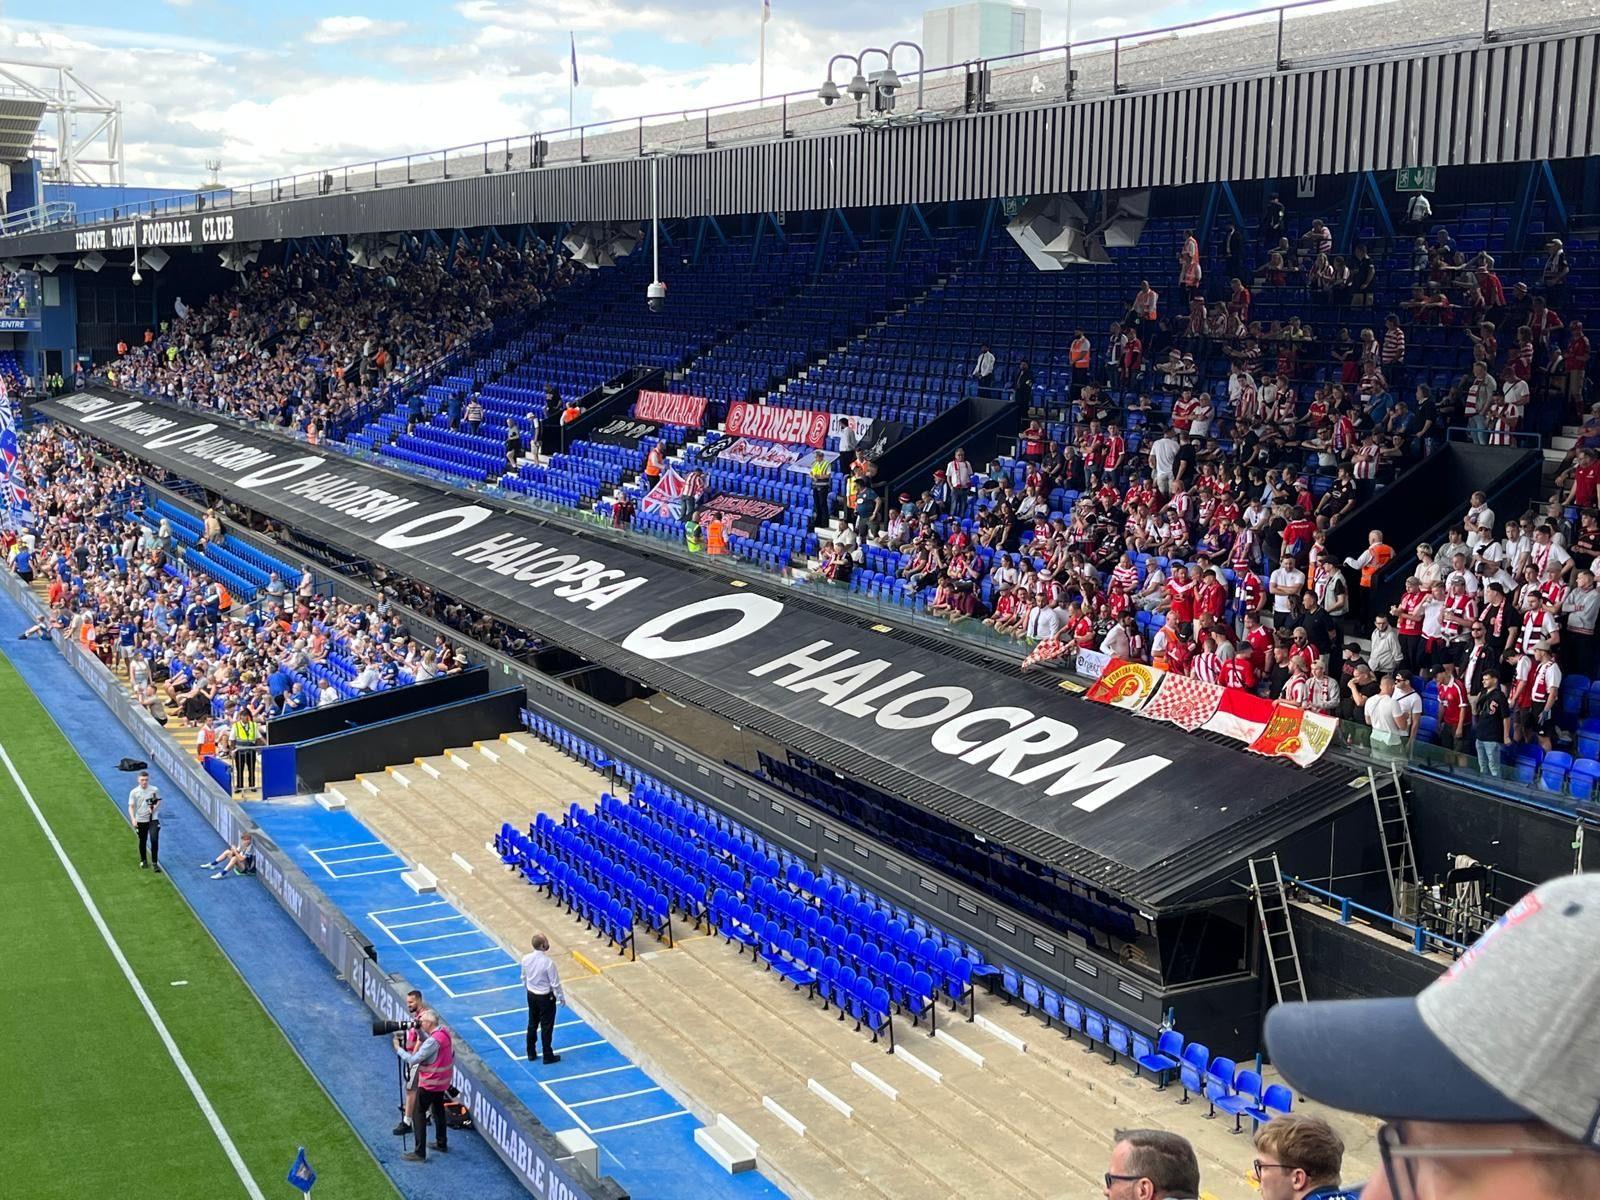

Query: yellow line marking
[572,950,603,976]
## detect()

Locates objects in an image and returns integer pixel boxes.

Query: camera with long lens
[372,1017,418,1037]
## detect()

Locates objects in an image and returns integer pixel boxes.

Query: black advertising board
[43,393,1343,889]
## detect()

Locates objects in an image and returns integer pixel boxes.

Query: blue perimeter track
[0,582,530,1198]
[245,797,787,1200]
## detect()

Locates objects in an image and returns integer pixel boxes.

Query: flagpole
[758,15,766,105]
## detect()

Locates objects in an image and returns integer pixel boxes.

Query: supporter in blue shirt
[267,663,293,704]
[281,682,311,713]
[12,546,32,581]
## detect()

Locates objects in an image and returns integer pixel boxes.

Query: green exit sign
[1396,166,1436,192]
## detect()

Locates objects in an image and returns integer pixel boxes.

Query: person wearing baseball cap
[1265,874,1600,1199]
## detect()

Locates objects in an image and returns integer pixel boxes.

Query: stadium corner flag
[570,32,579,86]
[287,1147,317,1195]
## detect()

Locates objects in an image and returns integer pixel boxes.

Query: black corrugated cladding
[11,30,1599,259]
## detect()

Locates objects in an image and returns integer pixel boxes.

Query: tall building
[921,2,1042,68]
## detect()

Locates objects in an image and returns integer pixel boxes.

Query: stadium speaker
[1097,190,1150,249]
[0,258,19,271]
[561,222,643,269]
[348,233,403,270]
[217,242,262,272]
[34,255,59,273]
[139,247,171,273]
[1005,195,1109,270]
[76,251,107,272]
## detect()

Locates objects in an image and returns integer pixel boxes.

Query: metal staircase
[1248,854,1308,1005]
[1369,761,1421,918]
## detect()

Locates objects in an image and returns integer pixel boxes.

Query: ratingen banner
[725,401,830,448]
[43,392,1326,877]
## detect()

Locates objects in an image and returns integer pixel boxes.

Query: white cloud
[306,16,408,45]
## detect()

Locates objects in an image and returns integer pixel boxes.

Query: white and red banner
[1084,659,1334,767]
[636,390,708,428]
[715,437,838,475]
[1247,703,1339,767]
[725,401,830,449]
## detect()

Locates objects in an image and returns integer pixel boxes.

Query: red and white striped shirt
[1282,674,1313,706]
[1381,326,1406,363]
[1191,651,1222,684]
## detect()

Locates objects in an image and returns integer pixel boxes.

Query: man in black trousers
[520,932,564,1064]
[126,770,162,874]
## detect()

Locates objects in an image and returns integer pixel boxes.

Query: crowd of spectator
[101,240,573,440]
[3,427,471,791]
[819,202,1593,776]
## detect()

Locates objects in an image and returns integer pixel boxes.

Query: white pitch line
[567,1087,663,1109]
[586,1111,691,1134]
[0,743,267,1200]
[317,851,403,867]
[435,962,523,981]
[417,947,507,964]
[378,914,461,930]
[309,839,384,854]
[543,1064,636,1084]
[366,899,450,917]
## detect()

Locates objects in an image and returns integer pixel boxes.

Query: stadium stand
[5,427,478,791]
[325,714,1377,1200]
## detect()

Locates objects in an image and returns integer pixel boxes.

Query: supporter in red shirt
[1282,509,1317,561]
[1391,576,1428,671]
[1217,644,1256,690]
[1566,447,1600,510]
[1565,320,1590,405]
[1195,568,1228,624]
[1242,611,1275,675]
[1164,564,1196,631]
[1434,659,1469,751]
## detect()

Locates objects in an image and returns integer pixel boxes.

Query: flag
[640,466,687,518]
[1083,657,1162,711]
[1136,672,1224,732]
[1021,636,1069,671]
[0,378,30,531]
[287,1148,317,1195]
[762,0,771,22]
[570,33,579,86]
[1200,687,1273,745]
[1247,704,1338,767]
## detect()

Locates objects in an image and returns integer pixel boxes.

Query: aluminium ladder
[1248,854,1308,1005]
[1369,761,1421,917]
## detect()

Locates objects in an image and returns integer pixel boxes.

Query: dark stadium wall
[265,665,492,744]
[1406,772,1592,908]
[291,686,526,792]
[1287,907,1445,1002]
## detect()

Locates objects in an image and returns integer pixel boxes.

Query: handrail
[1286,875,1470,957]
[20,0,1536,236]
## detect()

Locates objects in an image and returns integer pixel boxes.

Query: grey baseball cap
[1265,873,1600,1146]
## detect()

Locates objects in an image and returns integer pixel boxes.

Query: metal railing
[1285,875,1470,957]
[22,0,1553,235]
[0,200,75,236]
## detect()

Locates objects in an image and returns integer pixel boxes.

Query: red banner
[635,390,707,428]
[725,401,830,449]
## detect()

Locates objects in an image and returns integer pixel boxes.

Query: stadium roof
[0,97,46,164]
[41,391,1363,911]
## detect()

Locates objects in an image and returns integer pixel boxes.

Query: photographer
[392,1008,453,1162]
[126,770,162,873]
[390,990,424,1138]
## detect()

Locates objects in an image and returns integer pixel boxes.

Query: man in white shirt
[1148,428,1180,495]
[1463,491,1495,550]
[127,770,163,873]
[1392,673,1423,743]
[1530,525,1572,580]
[352,662,381,693]
[1364,675,1406,748]
[1269,557,1306,622]
[318,680,341,707]
[522,933,565,1064]
[946,449,974,515]
[972,345,996,396]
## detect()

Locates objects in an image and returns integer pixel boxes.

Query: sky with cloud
[4,0,1242,188]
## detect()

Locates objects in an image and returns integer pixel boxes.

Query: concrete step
[693,1114,759,1174]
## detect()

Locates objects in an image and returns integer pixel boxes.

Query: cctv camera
[817,79,841,106]
[131,271,143,286]
[646,280,666,313]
